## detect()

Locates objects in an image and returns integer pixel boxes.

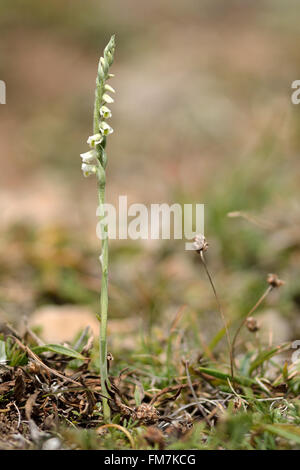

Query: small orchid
[99,121,113,136]
[87,133,103,148]
[100,106,112,119]
[79,35,116,421]
[81,163,97,178]
[80,149,98,163]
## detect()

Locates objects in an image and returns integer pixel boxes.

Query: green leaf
[32,344,85,360]
[197,366,255,387]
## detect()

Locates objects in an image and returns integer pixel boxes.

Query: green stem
[97,171,110,421]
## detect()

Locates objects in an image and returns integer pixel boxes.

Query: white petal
[103,93,114,104]
[104,84,115,94]
[80,149,98,163]
[81,163,97,177]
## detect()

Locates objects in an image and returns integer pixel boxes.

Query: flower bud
[103,93,114,104]
[104,84,115,94]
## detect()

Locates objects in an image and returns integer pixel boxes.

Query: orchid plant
[80,35,115,420]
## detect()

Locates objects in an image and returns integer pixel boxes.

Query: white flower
[99,121,113,136]
[87,134,103,148]
[81,163,97,177]
[80,149,98,164]
[104,84,115,94]
[100,106,112,119]
[103,93,114,104]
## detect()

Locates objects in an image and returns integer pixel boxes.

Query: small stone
[42,437,62,450]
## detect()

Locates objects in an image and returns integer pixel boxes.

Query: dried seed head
[193,234,209,253]
[28,360,41,374]
[134,403,160,425]
[267,273,285,288]
[246,316,259,333]
[233,397,243,412]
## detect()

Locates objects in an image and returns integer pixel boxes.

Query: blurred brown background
[1,1,300,356]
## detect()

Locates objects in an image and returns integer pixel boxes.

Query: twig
[231,274,284,371]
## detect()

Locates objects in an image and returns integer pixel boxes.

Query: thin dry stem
[199,251,234,377]
[231,285,273,370]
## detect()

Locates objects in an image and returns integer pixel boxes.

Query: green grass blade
[197,366,255,387]
[32,344,85,360]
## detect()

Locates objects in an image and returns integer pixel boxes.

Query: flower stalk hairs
[80,35,115,420]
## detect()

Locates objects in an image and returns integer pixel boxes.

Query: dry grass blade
[231,274,284,370]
